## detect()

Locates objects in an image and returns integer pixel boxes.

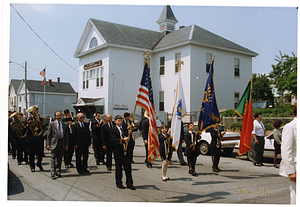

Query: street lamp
[9,61,28,115]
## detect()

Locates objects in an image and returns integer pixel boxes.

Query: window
[86,71,89,88]
[206,53,213,73]
[89,37,98,48]
[65,97,70,103]
[96,67,104,87]
[19,96,22,102]
[159,91,164,111]
[175,53,181,73]
[90,69,96,79]
[83,71,86,89]
[159,56,165,75]
[234,58,240,77]
[35,95,42,103]
[234,92,240,108]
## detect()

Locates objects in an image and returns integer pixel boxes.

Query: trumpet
[26,105,43,137]
[10,112,27,138]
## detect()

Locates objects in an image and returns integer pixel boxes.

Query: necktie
[58,121,62,138]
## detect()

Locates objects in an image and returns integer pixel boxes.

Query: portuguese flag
[235,78,253,155]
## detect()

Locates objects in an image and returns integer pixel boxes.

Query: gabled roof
[9,79,22,94]
[75,17,257,57]
[154,24,258,56]
[18,79,76,94]
[90,18,165,50]
[156,5,178,23]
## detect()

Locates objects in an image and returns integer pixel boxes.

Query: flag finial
[177,59,184,71]
[143,51,153,65]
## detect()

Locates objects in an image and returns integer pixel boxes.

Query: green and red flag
[235,78,253,155]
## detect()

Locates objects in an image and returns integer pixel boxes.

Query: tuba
[10,112,27,138]
[26,105,43,137]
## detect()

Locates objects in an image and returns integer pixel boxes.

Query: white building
[73,5,258,122]
[9,78,77,117]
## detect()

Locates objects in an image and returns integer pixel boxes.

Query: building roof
[155,24,258,56]
[19,79,76,94]
[90,18,165,50]
[10,79,22,91]
[156,5,178,23]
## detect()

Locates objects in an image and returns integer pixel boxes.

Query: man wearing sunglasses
[72,113,91,174]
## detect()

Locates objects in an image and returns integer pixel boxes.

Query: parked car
[235,131,282,160]
[182,123,240,155]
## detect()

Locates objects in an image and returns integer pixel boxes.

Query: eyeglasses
[79,117,85,119]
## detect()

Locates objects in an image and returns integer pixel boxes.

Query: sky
[5,0,299,92]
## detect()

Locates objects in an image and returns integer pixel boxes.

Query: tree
[252,73,274,102]
[269,51,297,97]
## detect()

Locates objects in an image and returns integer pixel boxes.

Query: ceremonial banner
[135,62,160,162]
[198,58,221,133]
[235,79,253,155]
[170,65,187,151]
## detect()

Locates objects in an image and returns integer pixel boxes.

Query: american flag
[135,62,160,162]
[39,68,45,77]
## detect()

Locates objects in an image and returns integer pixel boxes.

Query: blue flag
[198,59,221,133]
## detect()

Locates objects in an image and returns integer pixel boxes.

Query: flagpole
[43,66,46,118]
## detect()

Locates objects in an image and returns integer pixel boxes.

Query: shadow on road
[8,170,24,196]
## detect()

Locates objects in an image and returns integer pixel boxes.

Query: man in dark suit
[72,113,91,174]
[91,111,104,165]
[101,114,114,170]
[141,112,152,168]
[110,115,135,190]
[62,109,74,168]
[208,125,225,172]
[184,122,201,176]
[46,111,69,178]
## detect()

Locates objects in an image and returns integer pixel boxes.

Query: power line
[10,4,80,74]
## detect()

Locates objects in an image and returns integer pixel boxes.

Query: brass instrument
[26,105,43,137]
[9,112,27,138]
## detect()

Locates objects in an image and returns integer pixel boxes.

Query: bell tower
[156,5,178,35]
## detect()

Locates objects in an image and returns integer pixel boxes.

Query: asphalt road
[7,136,290,204]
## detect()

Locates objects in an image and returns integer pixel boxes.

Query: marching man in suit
[72,113,92,174]
[101,114,115,170]
[184,122,201,176]
[110,115,135,190]
[279,104,297,204]
[46,111,69,179]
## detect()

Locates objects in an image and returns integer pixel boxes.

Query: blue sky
[7,1,299,92]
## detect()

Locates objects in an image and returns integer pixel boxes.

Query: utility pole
[25,61,28,116]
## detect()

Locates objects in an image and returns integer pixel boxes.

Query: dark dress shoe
[78,171,84,174]
[127,184,136,190]
[191,172,197,176]
[56,173,62,177]
[259,163,264,166]
[131,160,135,163]
[84,170,90,174]
[217,168,222,171]
[107,167,112,171]
[117,184,125,189]
[31,168,35,172]
[38,166,44,171]
[69,163,74,167]
[213,168,219,172]
[180,162,187,165]
[96,162,100,166]
[18,162,21,165]
[65,165,70,168]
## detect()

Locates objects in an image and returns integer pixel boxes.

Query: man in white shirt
[251,113,265,166]
[279,104,297,204]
